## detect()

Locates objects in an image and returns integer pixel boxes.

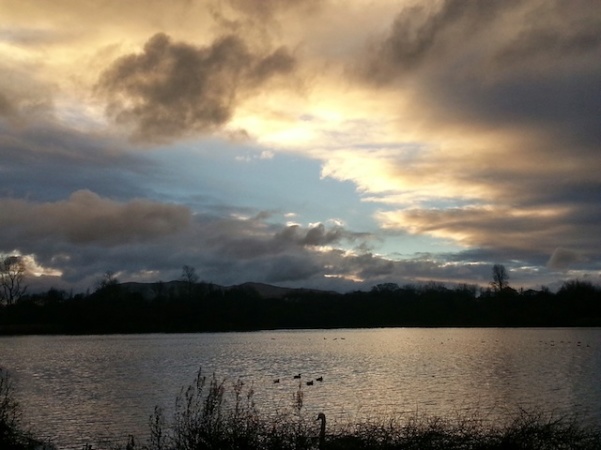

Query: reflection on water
[1,328,600,449]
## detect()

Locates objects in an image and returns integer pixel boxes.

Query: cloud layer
[0,0,600,292]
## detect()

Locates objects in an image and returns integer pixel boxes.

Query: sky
[1,0,600,294]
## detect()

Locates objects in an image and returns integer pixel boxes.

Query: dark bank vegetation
[1,271,601,334]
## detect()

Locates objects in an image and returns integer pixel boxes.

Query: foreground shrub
[142,369,314,450]
[0,367,20,447]
[335,410,601,450]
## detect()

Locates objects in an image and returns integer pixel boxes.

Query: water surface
[1,328,600,449]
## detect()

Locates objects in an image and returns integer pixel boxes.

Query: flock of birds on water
[262,335,596,449]
[273,373,324,386]
[268,336,347,387]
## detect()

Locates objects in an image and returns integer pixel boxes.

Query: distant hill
[119,280,335,300]
[236,282,335,299]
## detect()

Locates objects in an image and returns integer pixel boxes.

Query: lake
[1,328,600,449]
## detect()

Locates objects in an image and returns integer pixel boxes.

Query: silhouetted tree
[456,283,478,299]
[557,279,598,298]
[490,264,509,293]
[45,287,68,304]
[370,283,400,294]
[94,271,121,302]
[0,255,27,306]
[4,272,601,333]
[180,265,199,300]
[95,271,118,292]
[151,280,166,301]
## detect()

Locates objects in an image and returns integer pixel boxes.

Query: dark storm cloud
[360,0,515,82]
[0,61,55,121]
[315,250,493,290]
[262,254,323,283]
[495,3,601,66]
[301,223,344,246]
[193,217,366,261]
[357,0,601,133]
[168,217,479,289]
[547,247,587,271]
[225,0,320,17]
[0,92,15,117]
[98,32,296,141]
[436,69,601,158]
[10,203,378,292]
[0,121,156,201]
[396,204,601,271]
[208,0,321,34]
[363,0,601,139]
[275,222,358,247]
[0,190,192,247]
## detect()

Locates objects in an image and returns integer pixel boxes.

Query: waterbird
[307,380,314,386]
[317,413,326,450]
[273,378,280,384]
[294,373,301,379]
[316,376,323,382]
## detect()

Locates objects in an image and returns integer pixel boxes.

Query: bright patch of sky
[146,138,464,259]
[147,138,378,228]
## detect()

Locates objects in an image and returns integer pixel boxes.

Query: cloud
[1,186,567,294]
[0,194,379,291]
[97,32,296,142]
[275,222,361,247]
[192,216,367,262]
[322,0,601,270]
[224,0,320,17]
[207,0,322,41]
[0,120,158,201]
[165,216,491,289]
[356,0,601,141]
[0,190,192,247]
[0,92,15,117]
[2,0,600,293]
[494,2,601,68]
[358,0,516,83]
[0,65,55,122]
[547,248,587,271]
[377,203,601,270]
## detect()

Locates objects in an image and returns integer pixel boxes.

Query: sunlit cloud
[22,254,63,278]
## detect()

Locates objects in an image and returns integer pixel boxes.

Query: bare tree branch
[0,256,27,305]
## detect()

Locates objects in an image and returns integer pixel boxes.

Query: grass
[2,366,600,450]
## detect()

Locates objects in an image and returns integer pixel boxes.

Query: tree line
[1,263,600,334]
